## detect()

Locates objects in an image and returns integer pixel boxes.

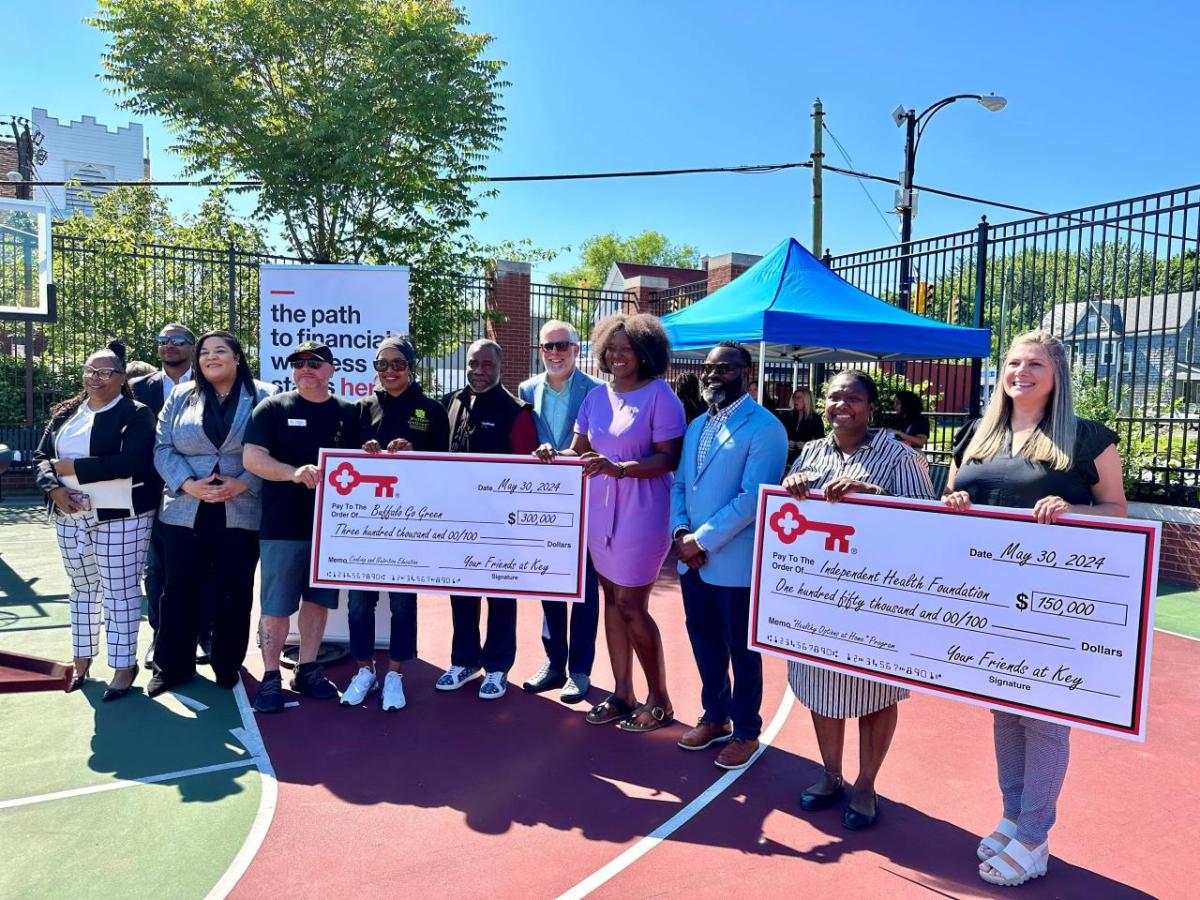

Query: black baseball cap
[286,340,335,364]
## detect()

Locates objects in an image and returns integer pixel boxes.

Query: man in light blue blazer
[670,341,787,770]
[518,320,604,703]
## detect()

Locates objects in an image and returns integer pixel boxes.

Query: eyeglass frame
[699,362,746,377]
[373,358,410,372]
[289,358,326,370]
[156,335,195,347]
[82,365,123,381]
[539,340,577,353]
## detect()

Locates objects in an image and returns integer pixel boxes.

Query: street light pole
[894,93,1006,313]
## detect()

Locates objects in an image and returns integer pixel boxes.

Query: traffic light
[915,281,930,315]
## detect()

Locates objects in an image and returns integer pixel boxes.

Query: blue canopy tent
[661,238,991,393]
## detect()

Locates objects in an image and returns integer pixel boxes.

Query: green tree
[92,0,507,356]
[550,231,700,289]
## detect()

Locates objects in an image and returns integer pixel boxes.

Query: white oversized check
[311,451,589,600]
[750,488,1161,740]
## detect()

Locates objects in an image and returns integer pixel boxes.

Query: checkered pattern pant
[993,711,1071,846]
[54,510,154,669]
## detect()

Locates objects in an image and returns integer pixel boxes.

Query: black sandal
[586,694,636,725]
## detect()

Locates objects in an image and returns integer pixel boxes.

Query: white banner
[311,451,589,600]
[750,488,1160,740]
[258,263,409,399]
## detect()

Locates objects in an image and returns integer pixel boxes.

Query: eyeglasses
[82,365,121,380]
[156,336,194,347]
[699,363,745,377]
[373,359,409,372]
[539,340,575,353]
[290,358,325,370]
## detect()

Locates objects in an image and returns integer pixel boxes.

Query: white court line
[0,758,256,811]
[557,689,795,900]
[205,681,278,900]
[1155,626,1200,643]
[168,692,210,712]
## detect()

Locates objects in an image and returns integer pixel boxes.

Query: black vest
[446,385,528,454]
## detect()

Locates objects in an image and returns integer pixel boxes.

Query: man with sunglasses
[670,341,787,769]
[243,340,361,713]
[131,323,196,666]
[517,321,603,703]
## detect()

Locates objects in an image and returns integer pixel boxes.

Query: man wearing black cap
[437,339,538,700]
[243,340,361,713]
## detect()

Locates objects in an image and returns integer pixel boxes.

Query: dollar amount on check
[311,451,589,600]
[749,488,1161,740]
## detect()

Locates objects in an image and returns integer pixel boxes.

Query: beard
[701,385,725,409]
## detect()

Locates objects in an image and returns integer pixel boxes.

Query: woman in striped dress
[781,371,935,830]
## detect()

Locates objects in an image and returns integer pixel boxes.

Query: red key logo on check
[328,461,399,498]
[769,502,855,553]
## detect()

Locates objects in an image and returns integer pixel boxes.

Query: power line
[819,123,897,240]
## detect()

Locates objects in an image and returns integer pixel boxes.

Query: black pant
[157,506,259,686]
[540,556,599,675]
[450,595,516,673]
[144,517,166,633]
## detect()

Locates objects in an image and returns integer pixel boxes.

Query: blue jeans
[680,568,763,740]
[347,590,417,663]
[540,555,599,675]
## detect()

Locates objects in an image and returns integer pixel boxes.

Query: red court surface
[235,564,1200,899]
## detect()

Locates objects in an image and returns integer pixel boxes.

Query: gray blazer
[154,380,278,530]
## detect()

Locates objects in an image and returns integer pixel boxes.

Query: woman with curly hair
[34,340,158,701]
[536,313,686,732]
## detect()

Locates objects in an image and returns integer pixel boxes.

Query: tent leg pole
[758,341,767,405]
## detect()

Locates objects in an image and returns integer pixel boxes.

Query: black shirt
[243,391,361,540]
[951,417,1118,509]
[889,413,930,440]
[359,385,450,452]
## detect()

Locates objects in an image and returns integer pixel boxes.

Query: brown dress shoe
[714,737,760,770]
[677,720,733,751]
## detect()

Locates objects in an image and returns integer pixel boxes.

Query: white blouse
[54,395,122,461]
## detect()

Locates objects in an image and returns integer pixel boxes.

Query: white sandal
[979,838,1049,887]
[977,817,1019,862]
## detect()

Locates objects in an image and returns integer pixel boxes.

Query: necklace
[214,388,232,401]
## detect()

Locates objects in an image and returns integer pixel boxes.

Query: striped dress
[785,429,936,718]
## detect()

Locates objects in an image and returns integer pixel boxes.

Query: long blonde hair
[962,330,1076,471]
[792,386,817,419]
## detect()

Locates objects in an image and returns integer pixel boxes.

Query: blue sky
[4,1,1199,279]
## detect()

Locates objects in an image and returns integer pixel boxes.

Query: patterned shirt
[697,392,752,470]
[787,427,935,500]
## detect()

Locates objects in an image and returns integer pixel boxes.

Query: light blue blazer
[154,380,278,530]
[518,369,605,450]
[670,399,788,587]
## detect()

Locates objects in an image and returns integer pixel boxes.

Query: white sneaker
[340,666,378,706]
[436,665,481,691]
[381,671,406,711]
[478,670,508,700]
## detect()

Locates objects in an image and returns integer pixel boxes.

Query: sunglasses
[373,359,409,372]
[157,336,194,347]
[700,363,745,377]
[290,358,325,370]
[540,340,575,353]
[82,365,121,380]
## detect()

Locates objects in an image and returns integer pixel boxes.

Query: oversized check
[750,488,1160,740]
[311,451,589,600]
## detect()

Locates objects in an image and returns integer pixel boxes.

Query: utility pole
[9,119,34,200]
[811,98,824,257]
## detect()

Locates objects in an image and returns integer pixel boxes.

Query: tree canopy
[551,231,701,289]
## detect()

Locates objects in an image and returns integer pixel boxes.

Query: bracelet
[615,462,627,479]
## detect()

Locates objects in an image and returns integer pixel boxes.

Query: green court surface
[0,501,266,899]
[1156,582,1200,638]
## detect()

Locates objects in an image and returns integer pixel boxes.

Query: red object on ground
[0,650,72,693]
[234,564,1197,899]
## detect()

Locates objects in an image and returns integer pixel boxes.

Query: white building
[31,108,146,217]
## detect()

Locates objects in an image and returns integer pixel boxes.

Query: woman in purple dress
[536,313,686,732]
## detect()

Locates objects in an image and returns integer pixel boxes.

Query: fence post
[487,260,531,392]
[969,216,990,418]
[227,242,238,331]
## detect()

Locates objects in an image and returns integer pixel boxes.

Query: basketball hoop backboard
[0,198,52,318]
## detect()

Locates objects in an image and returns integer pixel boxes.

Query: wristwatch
[615,462,627,478]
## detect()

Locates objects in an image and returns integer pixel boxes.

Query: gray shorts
[259,540,339,617]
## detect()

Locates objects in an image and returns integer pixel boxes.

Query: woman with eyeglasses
[338,337,450,711]
[34,340,158,701]
[145,330,277,698]
[536,313,686,733]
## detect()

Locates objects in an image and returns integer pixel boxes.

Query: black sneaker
[252,671,284,713]
[290,664,339,700]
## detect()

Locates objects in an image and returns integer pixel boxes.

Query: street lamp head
[978,94,1007,112]
[4,171,22,183]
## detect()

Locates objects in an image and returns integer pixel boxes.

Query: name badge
[288,418,306,427]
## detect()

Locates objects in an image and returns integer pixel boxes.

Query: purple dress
[575,379,687,587]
